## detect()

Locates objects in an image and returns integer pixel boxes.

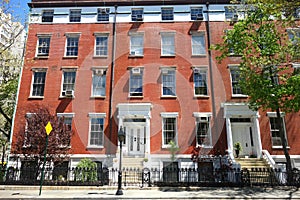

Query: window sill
[161,20,174,23]
[93,55,108,59]
[87,145,104,150]
[35,56,49,59]
[160,55,175,58]
[194,95,209,99]
[162,144,178,149]
[191,54,207,57]
[63,56,78,59]
[272,146,290,150]
[232,95,248,98]
[128,54,144,58]
[90,96,106,99]
[129,95,143,99]
[161,95,177,99]
[197,145,213,148]
[28,96,44,99]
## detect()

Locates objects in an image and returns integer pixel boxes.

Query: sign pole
[39,122,52,196]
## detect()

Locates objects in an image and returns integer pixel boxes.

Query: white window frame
[161,7,174,21]
[69,9,81,22]
[30,68,47,98]
[225,6,238,21]
[57,113,75,132]
[193,112,212,147]
[129,67,143,97]
[88,113,106,148]
[161,67,176,97]
[229,65,246,97]
[94,33,109,57]
[191,32,206,56]
[193,67,208,96]
[129,32,144,56]
[36,34,51,57]
[91,67,107,97]
[161,112,178,148]
[61,68,77,97]
[131,8,144,21]
[97,8,110,22]
[160,32,175,56]
[42,10,54,23]
[191,7,204,21]
[267,112,288,149]
[64,33,80,57]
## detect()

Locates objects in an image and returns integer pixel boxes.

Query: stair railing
[262,150,277,169]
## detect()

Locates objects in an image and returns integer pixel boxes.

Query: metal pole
[39,134,48,196]
[116,140,123,195]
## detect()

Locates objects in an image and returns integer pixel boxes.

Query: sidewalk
[0,185,300,199]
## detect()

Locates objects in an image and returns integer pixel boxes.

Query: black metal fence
[1,167,300,187]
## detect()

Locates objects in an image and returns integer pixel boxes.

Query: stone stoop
[122,157,145,169]
[235,158,271,169]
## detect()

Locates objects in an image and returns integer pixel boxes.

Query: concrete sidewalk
[0,186,300,199]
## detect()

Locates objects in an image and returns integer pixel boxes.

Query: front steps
[235,158,270,169]
[122,157,145,169]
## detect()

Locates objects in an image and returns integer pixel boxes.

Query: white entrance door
[125,124,145,156]
[231,123,254,156]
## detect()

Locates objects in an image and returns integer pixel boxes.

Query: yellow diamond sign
[45,122,53,135]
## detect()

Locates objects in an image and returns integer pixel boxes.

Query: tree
[11,106,73,175]
[214,0,300,175]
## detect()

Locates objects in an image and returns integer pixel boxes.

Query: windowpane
[97,8,110,22]
[70,9,81,22]
[66,36,79,56]
[163,118,176,145]
[95,36,108,56]
[37,37,50,56]
[132,8,144,21]
[270,117,287,147]
[161,35,175,56]
[130,69,143,96]
[63,71,76,91]
[191,7,203,20]
[225,6,237,20]
[42,10,54,22]
[194,69,208,95]
[162,70,176,96]
[92,70,106,96]
[192,35,206,55]
[196,117,210,146]
[230,68,243,95]
[130,35,144,55]
[90,118,104,146]
[162,7,174,21]
[32,71,46,96]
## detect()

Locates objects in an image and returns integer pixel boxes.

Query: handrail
[262,149,277,168]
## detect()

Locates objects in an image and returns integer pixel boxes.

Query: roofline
[29,0,232,8]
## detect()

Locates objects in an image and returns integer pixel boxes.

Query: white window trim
[267,112,288,149]
[64,33,81,58]
[191,32,206,56]
[91,67,107,98]
[193,112,212,148]
[69,9,81,23]
[228,65,247,97]
[129,32,144,57]
[35,34,52,58]
[60,68,77,98]
[160,32,176,57]
[161,7,174,21]
[29,68,48,99]
[160,67,176,97]
[93,32,109,57]
[129,67,144,97]
[193,66,209,97]
[87,113,106,148]
[161,112,178,148]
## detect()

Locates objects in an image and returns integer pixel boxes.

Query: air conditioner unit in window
[200,117,209,122]
[132,68,141,75]
[196,13,204,20]
[64,90,74,97]
[100,8,109,14]
[135,14,143,21]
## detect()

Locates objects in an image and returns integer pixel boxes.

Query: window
[65,34,80,57]
[88,113,106,147]
[225,6,238,21]
[31,69,46,97]
[132,8,143,21]
[94,34,108,56]
[191,7,203,20]
[37,36,51,56]
[161,113,178,147]
[191,33,206,55]
[193,68,208,96]
[287,29,300,62]
[42,10,54,22]
[92,68,106,97]
[225,30,236,55]
[130,34,144,56]
[230,67,244,96]
[268,113,287,147]
[161,7,174,21]
[294,8,300,19]
[69,9,81,22]
[194,113,212,147]
[161,68,176,96]
[97,8,110,22]
[161,33,175,56]
[129,68,143,97]
[61,69,76,97]
[57,113,74,131]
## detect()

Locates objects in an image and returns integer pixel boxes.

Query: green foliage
[74,158,98,182]
[234,142,242,152]
[168,140,179,162]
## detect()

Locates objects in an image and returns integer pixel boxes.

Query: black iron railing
[1,167,300,187]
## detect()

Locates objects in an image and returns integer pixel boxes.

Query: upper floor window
[225,6,238,21]
[92,68,106,97]
[161,7,173,21]
[193,68,208,96]
[191,7,204,20]
[61,69,76,97]
[57,113,74,132]
[267,112,287,148]
[130,33,144,56]
[88,113,106,147]
[97,8,110,22]
[31,69,47,97]
[294,7,300,19]
[70,9,81,22]
[161,32,175,56]
[161,112,178,147]
[191,33,206,55]
[65,33,80,57]
[161,68,176,97]
[37,35,51,57]
[42,10,54,22]
[129,68,143,97]
[229,66,244,96]
[287,28,300,62]
[131,8,144,21]
[94,33,108,56]
[193,113,212,147]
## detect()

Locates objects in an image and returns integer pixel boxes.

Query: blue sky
[8,0,30,24]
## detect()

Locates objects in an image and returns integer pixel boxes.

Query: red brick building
[9,0,300,171]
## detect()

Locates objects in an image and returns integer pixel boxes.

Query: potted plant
[234,142,242,158]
